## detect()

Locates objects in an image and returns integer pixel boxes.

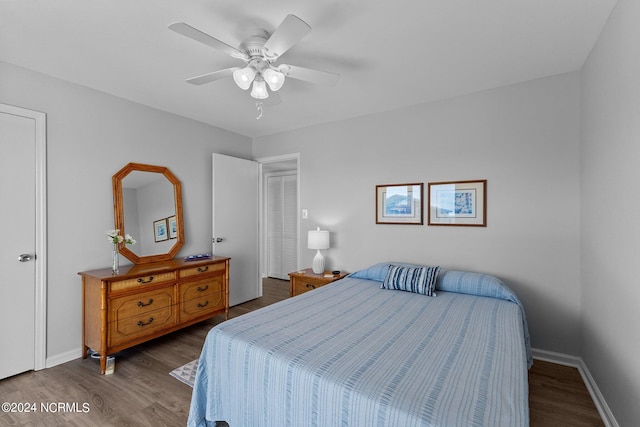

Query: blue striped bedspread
[188,277,529,427]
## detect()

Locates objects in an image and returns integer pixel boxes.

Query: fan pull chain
[256,101,264,120]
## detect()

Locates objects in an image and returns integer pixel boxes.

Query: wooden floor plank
[529,359,604,426]
[0,277,604,426]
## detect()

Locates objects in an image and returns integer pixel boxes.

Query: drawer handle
[137,276,154,284]
[137,317,154,327]
[137,298,153,307]
[197,266,209,273]
[197,285,209,292]
[306,283,316,290]
[197,300,209,308]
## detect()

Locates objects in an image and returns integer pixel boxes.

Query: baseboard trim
[532,348,619,427]
[45,347,81,369]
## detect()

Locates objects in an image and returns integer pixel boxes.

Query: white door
[212,154,260,306]
[0,104,46,379]
[266,173,298,280]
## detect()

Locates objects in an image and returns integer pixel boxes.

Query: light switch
[302,209,308,219]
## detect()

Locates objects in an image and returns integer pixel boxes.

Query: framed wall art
[153,218,169,242]
[428,180,486,226]
[376,183,423,224]
[167,215,177,239]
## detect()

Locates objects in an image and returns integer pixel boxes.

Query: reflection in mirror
[122,171,175,257]
[113,163,184,264]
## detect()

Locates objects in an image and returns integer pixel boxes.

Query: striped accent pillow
[382,265,441,296]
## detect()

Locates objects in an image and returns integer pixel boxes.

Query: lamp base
[312,250,325,274]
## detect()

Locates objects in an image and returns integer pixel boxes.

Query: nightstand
[288,268,348,297]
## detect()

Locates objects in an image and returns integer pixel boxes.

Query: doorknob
[212,237,224,243]
[18,254,34,262]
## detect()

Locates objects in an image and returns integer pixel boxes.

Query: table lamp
[308,227,330,274]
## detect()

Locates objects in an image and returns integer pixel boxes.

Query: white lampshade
[308,227,329,250]
[308,227,329,274]
[233,66,256,90]
[263,68,285,91]
[250,79,269,99]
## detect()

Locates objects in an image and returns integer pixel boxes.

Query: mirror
[113,163,184,264]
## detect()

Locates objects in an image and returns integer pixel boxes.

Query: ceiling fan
[168,15,339,102]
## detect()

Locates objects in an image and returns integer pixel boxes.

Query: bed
[188,263,532,427]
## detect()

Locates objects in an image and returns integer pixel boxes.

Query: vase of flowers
[106,229,136,274]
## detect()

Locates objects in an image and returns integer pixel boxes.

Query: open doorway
[257,154,300,281]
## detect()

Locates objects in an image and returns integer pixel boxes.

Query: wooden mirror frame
[112,162,184,264]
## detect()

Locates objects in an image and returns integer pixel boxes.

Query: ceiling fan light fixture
[263,68,285,91]
[233,66,256,90]
[170,15,340,105]
[250,79,269,99]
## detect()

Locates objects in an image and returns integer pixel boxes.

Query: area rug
[170,358,198,387]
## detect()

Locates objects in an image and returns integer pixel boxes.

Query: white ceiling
[0,0,617,138]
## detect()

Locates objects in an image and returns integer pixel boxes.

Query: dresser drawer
[109,272,176,293]
[179,277,223,322]
[108,287,176,346]
[179,261,225,279]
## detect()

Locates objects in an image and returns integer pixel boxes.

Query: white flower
[105,229,135,245]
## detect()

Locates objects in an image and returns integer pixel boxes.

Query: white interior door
[266,173,298,280]
[266,175,284,278]
[0,104,46,379]
[281,174,298,275]
[212,154,260,306]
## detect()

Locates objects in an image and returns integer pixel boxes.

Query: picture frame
[376,183,423,224]
[428,180,487,226]
[153,218,169,242]
[167,215,177,239]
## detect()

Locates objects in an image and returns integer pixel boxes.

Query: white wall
[253,72,582,355]
[0,60,252,360]
[581,0,640,425]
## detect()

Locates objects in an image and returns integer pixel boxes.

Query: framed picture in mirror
[154,218,169,242]
[168,215,177,239]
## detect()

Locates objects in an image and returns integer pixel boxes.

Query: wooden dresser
[78,256,229,374]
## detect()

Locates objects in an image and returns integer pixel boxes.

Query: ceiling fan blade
[263,15,311,59]
[169,22,247,60]
[186,68,238,85]
[280,65,339,86]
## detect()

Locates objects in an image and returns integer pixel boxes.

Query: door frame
[256,153,300,278]
[0,103,47,370]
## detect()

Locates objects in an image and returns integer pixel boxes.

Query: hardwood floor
[529,360,604,426]
[0,278,604,426]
